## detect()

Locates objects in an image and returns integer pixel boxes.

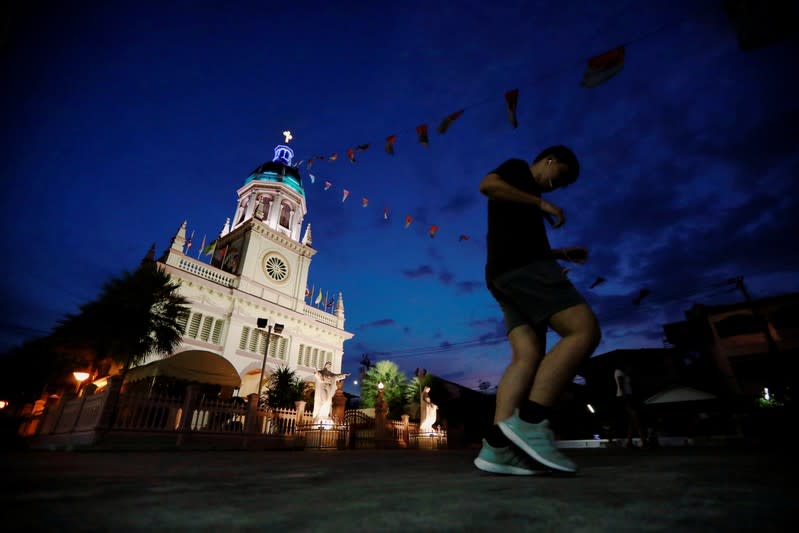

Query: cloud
[440,190,479,214]
[456,280,483,294]
[358,318,396,330]
[438,270,455,284]
[402,264,434,278]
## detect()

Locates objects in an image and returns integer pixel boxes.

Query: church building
[152,143,353,395]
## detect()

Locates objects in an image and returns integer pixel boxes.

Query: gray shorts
[488,259,586,335]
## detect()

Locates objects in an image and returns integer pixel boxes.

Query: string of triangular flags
[290,45,625,245]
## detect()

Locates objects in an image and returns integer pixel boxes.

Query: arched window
[279,203,292,228]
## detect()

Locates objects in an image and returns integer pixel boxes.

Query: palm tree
[359,360,410,418]
[405,373,434,421]
[63,264,190,371]
[263,366,308,409]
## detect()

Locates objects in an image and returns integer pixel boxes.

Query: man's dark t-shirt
[485,158,551,281]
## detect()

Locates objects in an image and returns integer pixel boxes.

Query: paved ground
[1,444,794,532]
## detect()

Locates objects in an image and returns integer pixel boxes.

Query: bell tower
[208,142,316,312]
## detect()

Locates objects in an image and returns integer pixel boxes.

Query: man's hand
[541,199,565,228]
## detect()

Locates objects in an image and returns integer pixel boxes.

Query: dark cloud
[439,340,453,349]
[438,270,455,284]
[358,318,396,330]
[440,190,479,214]
[456,280,483,294]
[401,264,434,278]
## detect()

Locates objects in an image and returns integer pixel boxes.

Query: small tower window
[279,203,292,228]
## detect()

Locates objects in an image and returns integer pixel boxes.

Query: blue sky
[2,1,797,394]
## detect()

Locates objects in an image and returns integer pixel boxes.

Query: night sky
[2,1,797,394]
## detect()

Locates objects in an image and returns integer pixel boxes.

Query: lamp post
[256,318,284,401]
[72,371,90,395]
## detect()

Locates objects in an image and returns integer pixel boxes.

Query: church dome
[244,145,304,196]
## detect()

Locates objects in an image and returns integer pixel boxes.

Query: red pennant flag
[458,234,469,242]
[329,152,338,161]
[383,208,389,220]
[504,89,519,128]
[429,225,439,238]
[342,189,350,203]
[324,181,332,190]
[404,215,413,229]
[581,46,625,88]
[385,135,396,155]
[361,197,369,207]
[347,148,356,163]
[436,109,465,134]
[416,124,429,148]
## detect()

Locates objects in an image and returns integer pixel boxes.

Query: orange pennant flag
[329,152,338,161]
[504,89,519,128]
[416,124,429,148]
[342,189,350,203]
[429,225,439,238]
[404,215,413,229]
[581,46,625,88]
[347,148,356,163]
[361,197,369,207]
[385,135,396,155]
[458,234,469,242]
[437,109,465,134]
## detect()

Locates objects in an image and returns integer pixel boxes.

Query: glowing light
[586,404,595,414]
[73,372,90,383]
[0,400,8,409]
[282,130,293,143]
[377,382,384,390]
[353,380,358,385]
[273,145,294,166]
[763,388,770,401]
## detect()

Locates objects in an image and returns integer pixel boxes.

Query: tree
[359,360,410,418]
[405,373,434,421]
[263,366,309,409]
[54,263,190,371]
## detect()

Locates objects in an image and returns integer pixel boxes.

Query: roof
[644,385,717,404]
[125,350,242,388]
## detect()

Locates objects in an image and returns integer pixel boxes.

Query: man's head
[530,145,580,191]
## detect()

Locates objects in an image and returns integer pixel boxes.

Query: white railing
[74,392,109,432]
[114,392,184,431]
[303,304,338,326]
[191,397,248,433]
[177,257,238,287]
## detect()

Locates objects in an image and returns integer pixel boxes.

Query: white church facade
[152,144,353,395]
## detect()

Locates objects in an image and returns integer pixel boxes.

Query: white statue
[312,362,349,423]
[419,385,438,433]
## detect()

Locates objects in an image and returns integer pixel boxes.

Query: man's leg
[498,303,600,472]
[493,324,546,424]
[528,303,601,406]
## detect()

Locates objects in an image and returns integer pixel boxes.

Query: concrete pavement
[1,445,794,532]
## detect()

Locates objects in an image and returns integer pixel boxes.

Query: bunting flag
[309,173,316,184]
[581,46,625,88]
[383,208,389,220]
[429,225,439,238]
[197,234,206,259]
[590,276,606,289]
[307,284,315,300]
[347,148,356,163]
[328,152,338,161]
[404,215,413,229]
[416,124,429,148]
[355,143,370,152]
[315,288,323,305]
[505,89,519,128]
[458,234,469,242]
[305,285,311,298]
[361,197,369,208]
[324,181,332,190]
[436,109,465,134]
[203,239,217,256]
[342,189,350,203]
[385,135,396,155]
[632,288,651,306]
[326,298,335,309]
[218,245,230,267]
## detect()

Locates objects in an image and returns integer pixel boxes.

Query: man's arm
[479,173,565,227]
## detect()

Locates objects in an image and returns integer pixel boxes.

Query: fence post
[176,385,199,447]
[245,393,260,434]
[96,376,123,430]
[374,390,387,448]
[401,414,410,447]
[294,400,306,433]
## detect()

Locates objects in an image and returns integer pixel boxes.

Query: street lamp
[256,318,284,400]
[72,371,90,395]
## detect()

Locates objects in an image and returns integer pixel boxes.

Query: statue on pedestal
[312,362,349,424]
[419,385,438,433]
